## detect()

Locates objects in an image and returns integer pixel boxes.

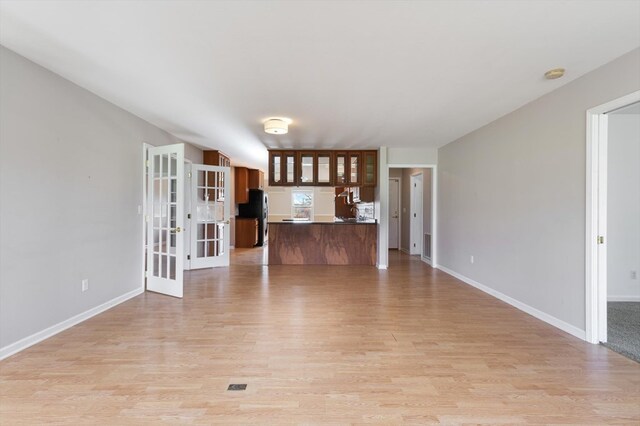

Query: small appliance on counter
[238,189,268,246]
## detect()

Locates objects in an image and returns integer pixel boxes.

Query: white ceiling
[1,1,639,170]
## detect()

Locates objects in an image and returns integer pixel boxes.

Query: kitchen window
[292,189,313,220]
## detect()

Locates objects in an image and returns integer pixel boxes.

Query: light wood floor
[1,251,639,424]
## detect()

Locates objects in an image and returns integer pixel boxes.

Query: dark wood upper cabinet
[334,152,348,185]
[316,152,333,186]
[268,149,376,188]
[203,150,230,167]
[363,150,377,186]
[348,152,362,186]
[248,169,264,189]
[235,167,250,204]
[269,151,283,186]
[298,151,316,186]
[282,151,297,186]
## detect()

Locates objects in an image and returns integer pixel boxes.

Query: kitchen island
[268,221,377,266]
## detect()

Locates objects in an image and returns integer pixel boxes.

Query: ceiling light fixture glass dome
[264,117,292,135]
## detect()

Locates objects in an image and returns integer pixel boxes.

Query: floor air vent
[227,384,247,391]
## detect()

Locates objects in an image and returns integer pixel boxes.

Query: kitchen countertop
[268,220,377,225]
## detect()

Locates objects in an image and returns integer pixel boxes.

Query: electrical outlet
[631,270,637,280]
[470,255,475,264]
[81,279,89,292]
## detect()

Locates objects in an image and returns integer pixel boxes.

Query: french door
[146,144,184,298]
[190,164,231,269]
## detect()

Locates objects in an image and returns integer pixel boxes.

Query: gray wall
[607,111,640,300]
[0,46,202,349]
[438,48,640,331]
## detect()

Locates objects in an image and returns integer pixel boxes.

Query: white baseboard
[0,287,144,361]
[377,264,388,270]
[421,256,432,266]
[399,248,410,254]
[608,295,640,302]
[437,265,586,341]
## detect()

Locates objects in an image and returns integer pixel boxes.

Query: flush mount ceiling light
[544,68,565,80]
[264,117,292,135]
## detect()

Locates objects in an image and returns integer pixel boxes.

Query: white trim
[377,264,388,270]
[431,165,438,268]
[388,177,401,250]
[399,247,410,254]
[608,295,640,302]
[421,256,432,266]
[438,265,585,340]
[585,90,640,344]
[141,143,152,292]
[0,288,144,361]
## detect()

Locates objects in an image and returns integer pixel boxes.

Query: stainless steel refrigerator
[238,189,268,246]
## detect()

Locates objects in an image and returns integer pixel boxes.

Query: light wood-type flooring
[1,251,639,424]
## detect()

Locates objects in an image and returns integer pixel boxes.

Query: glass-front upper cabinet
[298,152,315,186]
[363,150,377,186]
[335,152,347,185]
[268,151,282,186]
[283,152,296,185]
[348,152,361,185]
[317,152,332,186]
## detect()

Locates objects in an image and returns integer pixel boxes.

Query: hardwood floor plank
[1,251,638,424]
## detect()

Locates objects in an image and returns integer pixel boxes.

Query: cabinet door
[298,152,316,186]
[269,151,283,186]
[283,151,297,186]
[334,152,348,185]
[348,152,361,185]
[363,150,377,186]
[316,152,333,186]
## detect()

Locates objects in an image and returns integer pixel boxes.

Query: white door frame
[382,163,438,269]
[585,90,640,344]
[388,177,401,249]
[410,172,424,255]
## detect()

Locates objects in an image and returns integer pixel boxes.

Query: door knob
[173,227,182,233]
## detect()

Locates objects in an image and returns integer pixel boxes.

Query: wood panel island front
[268,222,377,266]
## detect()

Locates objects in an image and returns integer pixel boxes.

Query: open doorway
[586,91,640,363]
[388,167,434,266]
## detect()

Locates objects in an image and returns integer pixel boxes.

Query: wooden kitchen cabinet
[335,151,361,186]
[363,150,377,186]
[248,169,264,189]
[267,149,376,188]
[235,217,258,248]
[203,150,230,167]
[235,167,249,204]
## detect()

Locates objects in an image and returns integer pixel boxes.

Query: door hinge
[187,213,191,219]
[187,255,191,260]
[598,236,604,244]
[188,172,192,178]
[145,215,149,222]
[144,271,148,278]
[145,159,150,168]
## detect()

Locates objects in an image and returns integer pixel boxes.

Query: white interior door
[146,144,185,298]
[190,164,231,269]
[410,173,423,255]
[389,178,400,249]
